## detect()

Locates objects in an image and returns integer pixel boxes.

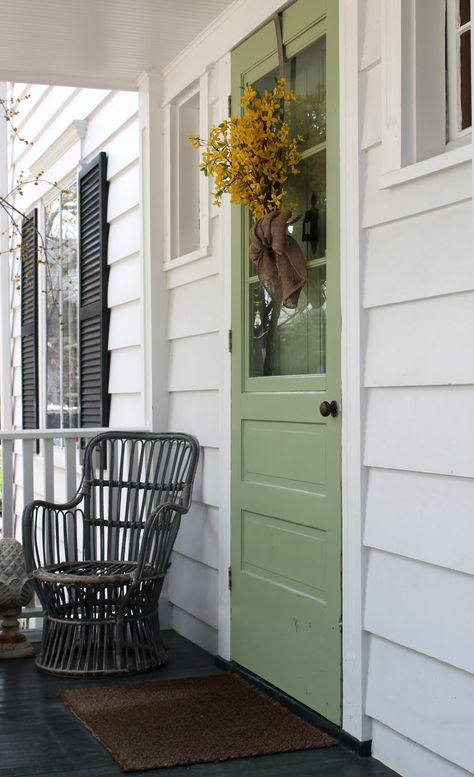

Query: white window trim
[380,0,461,188]
[379,138,471,188]
[41,175,79,444]
[163,72,210,268]
[446,0,472,142]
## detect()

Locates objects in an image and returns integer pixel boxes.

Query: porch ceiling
[0,0,235,91]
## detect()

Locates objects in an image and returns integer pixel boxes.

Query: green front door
[230,0,341,724]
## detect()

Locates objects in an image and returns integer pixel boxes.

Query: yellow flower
[188,79,301,219]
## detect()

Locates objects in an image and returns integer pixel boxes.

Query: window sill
[163,245,209,272]
[379,141,472,190]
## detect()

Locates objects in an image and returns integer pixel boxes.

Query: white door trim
[339,0,371,742]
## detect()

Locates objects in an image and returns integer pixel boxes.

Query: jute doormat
[59,673,336,772]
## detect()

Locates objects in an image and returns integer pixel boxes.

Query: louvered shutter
[21,210,39,430]
[78,152,110,428]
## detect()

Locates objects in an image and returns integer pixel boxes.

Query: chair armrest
[134,501,188,581]
[22,493,86,574]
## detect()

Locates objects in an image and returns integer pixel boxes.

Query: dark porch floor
[0,631,399,777]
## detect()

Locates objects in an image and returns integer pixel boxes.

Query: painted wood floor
[0,631,400,777]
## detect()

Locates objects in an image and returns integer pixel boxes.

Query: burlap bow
[249,210,307,309]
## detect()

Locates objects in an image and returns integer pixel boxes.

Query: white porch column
[138,73,169,432]
[0,81,13,431]
[340,0,371,743]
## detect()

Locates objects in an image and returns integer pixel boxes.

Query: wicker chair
[22,432,199,676]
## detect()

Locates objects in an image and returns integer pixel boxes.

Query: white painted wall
[4,82,144,527]
[356,1,474,774]
[162,58,231,656]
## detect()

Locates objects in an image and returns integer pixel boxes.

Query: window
[21,153,110,434]
[164,73,209,266]
[172,89,200,258]
[447,0,472,141]
[380,0,472,186]
[44,182,79,430]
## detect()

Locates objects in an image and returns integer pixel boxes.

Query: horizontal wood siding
[359,2,474,775]
[163,60,228,654]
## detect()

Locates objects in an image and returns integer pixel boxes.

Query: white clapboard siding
[20,88,110,170]
[364,386,474,477]
[108,346,143,394]
[166,255,220,290]
[168,391,220,449]
[358,0,474,772]
[362,144,471,228]
[167,554,219,630]
[364,468,474,575]
[360,64,381,150]
[366,637,474,774]
[107,163,140,222]
[372,721,473,777]
[360,0,381,69]
[171,604,218,656]
[364,292,474,386]
[108,254,141,307]
[174,503,219,570]
[82,91,139,159]
[102,118,139,179]
[364,200,474,307]
[108,393,144,427]
[108,206,140,262]
[168,333,221,392]
[168,273,221,339]
[162,53,229,653]
[365,550,474,674]
[108,299,142,348]
[14,85,77,149]
[10,83,49,131]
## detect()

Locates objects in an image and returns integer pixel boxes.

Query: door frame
[215,0,370,744]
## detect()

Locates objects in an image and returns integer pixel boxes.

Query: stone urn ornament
[0,538,34,658]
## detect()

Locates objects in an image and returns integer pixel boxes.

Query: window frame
[163,72,210,269]
[42,176,80,433]
[446,0,472,143]
[379,0,471,189]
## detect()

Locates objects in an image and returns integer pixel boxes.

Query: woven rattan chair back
[23,432,199,675]
[82,432,197,566]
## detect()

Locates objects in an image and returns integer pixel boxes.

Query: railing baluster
[1,439,14,538]
[43,438,54,503]
[21,439,34,541]
[65,438,77,501]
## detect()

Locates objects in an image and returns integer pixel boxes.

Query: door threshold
[215,655,372,758]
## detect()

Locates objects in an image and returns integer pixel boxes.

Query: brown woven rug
[59,673,336,772]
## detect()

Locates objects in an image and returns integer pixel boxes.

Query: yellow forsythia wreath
[188,79,301,220]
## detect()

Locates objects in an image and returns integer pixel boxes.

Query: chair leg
[115,618,124,672]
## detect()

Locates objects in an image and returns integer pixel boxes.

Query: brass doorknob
[320,400,338,418]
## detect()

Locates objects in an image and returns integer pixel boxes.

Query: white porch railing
[0,427,128,623]
[0,428,113,540]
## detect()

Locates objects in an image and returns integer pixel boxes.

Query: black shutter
[21,210,39,430]
[78,152,110,428]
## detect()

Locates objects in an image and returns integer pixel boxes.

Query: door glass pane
[287,36,326,151]
[250,265,326,377]
[247,34,327,379]
[286,150,326,260]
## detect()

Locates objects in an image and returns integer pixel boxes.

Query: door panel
[231,0,341,724]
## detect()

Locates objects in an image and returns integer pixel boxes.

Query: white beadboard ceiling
[0,0,236,90]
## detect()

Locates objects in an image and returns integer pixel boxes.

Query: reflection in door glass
[287,36,326,152]
[286,150,326,260]
[250,265,326,377]
[248,34,328,379]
